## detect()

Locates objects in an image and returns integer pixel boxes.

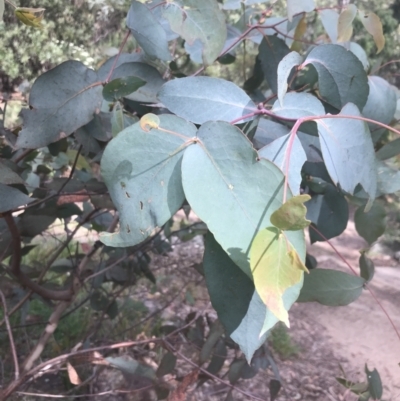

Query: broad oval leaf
[316,103,377,201]
[250,227,307,326]
[277,51,303,105]
[354,202,386,245]
[303,44,369,110]
[100,114,196,247]
[111,62,165,103]
[359,11,385,53]
[318,9,339,43]
[0,161,25,185]
[182,121,305,276]
[158,77,257,125]
[17,61,103,149]
[97,53,144,82]
[270,195,311,231]
[272,92,325,119]
[0,183,35,213]
[362,76,397,133]
[258,133,307,195]
[297,269,365,305]
[259,36,290,94]
[162,0,226,65]
[287,0,315,21]
[102,76,146,101]
[126,0,171,61]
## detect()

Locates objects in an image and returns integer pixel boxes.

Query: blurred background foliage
[0,0,399,93]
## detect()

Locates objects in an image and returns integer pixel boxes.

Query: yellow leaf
[291,16,307,52]
[359,10,385,54]
[270,194,311,231]
[250,227,307,327]
[337,4,357,42]
[140,113,160,132]
[15,7,45,29]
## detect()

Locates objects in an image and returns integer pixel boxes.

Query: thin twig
[105,30,131,84]
[163,339,265,401]
[0,290,19,380]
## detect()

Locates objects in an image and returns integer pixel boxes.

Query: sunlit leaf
[250,227,307,326]
[359,11,385,53]
[270,195,311,231]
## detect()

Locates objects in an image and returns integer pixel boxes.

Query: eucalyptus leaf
[297,269,365,305]
[17,61,103,149]
[158,77,257,124]
[0,183,35,213]
[126,0,171,61]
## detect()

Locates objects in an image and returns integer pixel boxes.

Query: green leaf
[182,121,305,276]
[318,9,339,43]
[158,77,257,125]
[277,51,302,105]
[316,103,377,202]
[270,195,311,231]
[17,61,103,149]
[126,0,171,61]
[354,203,386,245]
[342,42,369,71]
[15,7,45,29]
[0,184,34,213]
[258,36,290,94]
[205,339,227,376]
[250,227,307,326]
[297,269,365,305]
[162,0,226,65]
[228,359,247,384]
[258,133,307,195]
[376,138,400,161]
[0,160,25,185]
[337,4,357,42]
[359,11,385,53]
[362,76,397,133]
[97,53,144,81]
[200,320,224,364]
[102,76,146,102]
[359,252,374,283]
[303,44,369,110]
[287,0,315,21]
[365,365,383,399]
[306,185,348,243]
[111,62,165,103]
[156,353,177,378]
[272,92,325,119]
[203,234,302,362]
[100,114,196,247]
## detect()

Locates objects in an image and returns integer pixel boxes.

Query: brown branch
[20,214,119,372]
[3,213,72,301]
[0,290,19,380]
[0,209,100,328]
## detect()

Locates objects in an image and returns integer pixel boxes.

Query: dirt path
[299,219,400,400]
